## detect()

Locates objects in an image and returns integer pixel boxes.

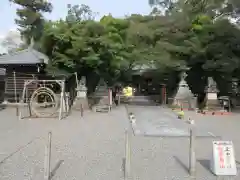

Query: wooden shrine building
[0,47,49,102]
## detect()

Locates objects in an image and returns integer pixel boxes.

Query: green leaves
[10,0,53,44]
[9,1,240,95]
[148,0,240,96]
[41,12,134,83]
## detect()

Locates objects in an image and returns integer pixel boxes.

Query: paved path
[127,105,218,138]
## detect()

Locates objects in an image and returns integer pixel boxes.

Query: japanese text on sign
[211,141,237,176]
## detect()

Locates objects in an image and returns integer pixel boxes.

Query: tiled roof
[0,48,49,65]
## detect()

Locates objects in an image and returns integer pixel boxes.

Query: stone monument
[174,72,196,109]
[206,77,218,99]
[92,78,112,112]
[95,78,108,97]
[206,77,219,110]
[94,78,110,105]
[76,76,87,98]
[72,76,88,110]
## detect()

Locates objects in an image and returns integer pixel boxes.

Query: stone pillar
[205,77,219,110]
[72,76,88,110]
[174,71,195,109]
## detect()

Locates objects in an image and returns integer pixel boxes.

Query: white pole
[44,132,52,180]
[13,71,17,103]
[74,72,79,87]
[118,94,121,105]
[189,120,196,177]
[58,81,64,120]
[19,81,27,119]
[124,130,131,179]
[13,71,19,116]
[108,88,112,111]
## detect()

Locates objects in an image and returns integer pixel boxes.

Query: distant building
[131,63,162,97]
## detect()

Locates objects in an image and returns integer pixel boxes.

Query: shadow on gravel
[0,104,6,111]
[198,159,214,175]
[173,156,189,174]
[235,161,240,169]
[50,160,64,179]
[122,158,125,177]
[174,157,215,176]
[0,137,39,166]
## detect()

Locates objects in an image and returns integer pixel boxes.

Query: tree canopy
[9,0,240,98]
[9,0,52,44]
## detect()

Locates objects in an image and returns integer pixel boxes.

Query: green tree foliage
[9,0,52,44]
[148,0,240,97]
[39,1,240,97]
[40,5,137,93]
[10,0,240,99]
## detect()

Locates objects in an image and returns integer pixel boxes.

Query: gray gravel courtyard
[0,105,240,180]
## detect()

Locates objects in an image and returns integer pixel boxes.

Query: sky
[0,0,151,53]
[0,0,151,37]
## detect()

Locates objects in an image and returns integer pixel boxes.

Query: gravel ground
[0,105,240,180]
[0,107,127,180]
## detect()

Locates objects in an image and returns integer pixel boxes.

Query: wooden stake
[44,132,52,180]
[189,125,196,178]
[80,103,83,117]
[124,130,131,179]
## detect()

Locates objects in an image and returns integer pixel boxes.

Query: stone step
[93,105,110,113]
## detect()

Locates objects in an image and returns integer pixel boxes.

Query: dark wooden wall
[0,64,42,102]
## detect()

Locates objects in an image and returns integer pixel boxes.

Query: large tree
[10,0,52,44]
[40,5,136,94]
[21,1,240,100]
[146,0,240,104]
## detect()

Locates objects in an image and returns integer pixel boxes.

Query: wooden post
[181,103,183,111]
[26,85,32,117]
[16,103,19,116]
[13,71,17,103]
[80,103,83,117]
[13,71,19,116]
[228,98,231,113]
[118,94,121,105]
[74,72,79,87]
[189,122,196,178]
[124,130,131,180]
[58,81,65,121]
[44,132,52,180]
[18,81,27,119]
[108,88,112,111]
[161,84,166,105]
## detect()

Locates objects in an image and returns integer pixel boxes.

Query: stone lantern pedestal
[72,76,88,110]
[174,72,196,110]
